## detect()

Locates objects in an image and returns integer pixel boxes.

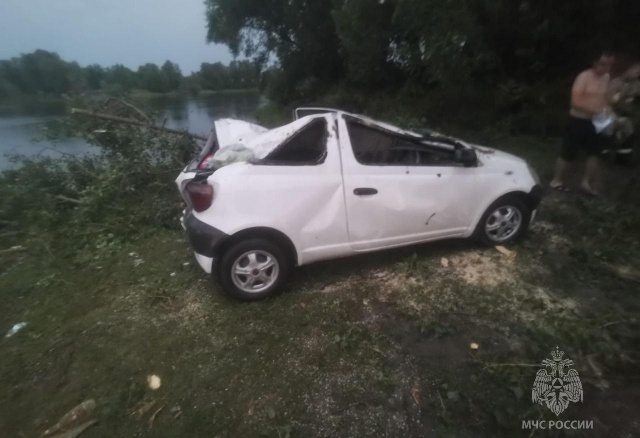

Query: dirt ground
[2,137,640,437]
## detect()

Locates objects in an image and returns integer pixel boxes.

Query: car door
[338,115,479,251]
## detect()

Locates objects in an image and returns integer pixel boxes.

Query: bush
[0,97,199,256]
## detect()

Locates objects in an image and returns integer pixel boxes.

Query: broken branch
[148,404,166,430]
[70,108,208,141]
[600,319,637,329]
[483,362,539,369]
[104,97,153,123]
[495,245,516,257]
[436,390,447,415]
[56,195,82,205]
[0,245,26,254]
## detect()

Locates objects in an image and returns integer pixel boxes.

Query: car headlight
[527,162,541,185]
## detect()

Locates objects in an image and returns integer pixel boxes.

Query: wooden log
[70,108,208,141]
[104,97,154,123]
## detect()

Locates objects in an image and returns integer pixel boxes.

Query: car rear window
[260,118,327,165]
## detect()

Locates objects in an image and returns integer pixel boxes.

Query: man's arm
[608,78,623,104]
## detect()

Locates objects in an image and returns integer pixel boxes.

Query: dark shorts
[561,116,608,161]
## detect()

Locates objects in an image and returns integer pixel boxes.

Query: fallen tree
[70,108,209,141]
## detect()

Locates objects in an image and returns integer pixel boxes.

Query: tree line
[204,0,640,103]
[0,50,260,99]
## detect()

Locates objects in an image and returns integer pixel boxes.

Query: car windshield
[257,118,328,165]
[243,116,325,159]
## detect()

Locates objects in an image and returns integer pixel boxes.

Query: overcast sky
[0,0,235,74]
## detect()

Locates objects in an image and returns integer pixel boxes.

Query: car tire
[217,238,291,301]
[474,195,531,246]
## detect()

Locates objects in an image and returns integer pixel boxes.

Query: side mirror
[454,148,477,167]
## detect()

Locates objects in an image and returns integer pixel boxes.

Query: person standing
[550,53,614,196]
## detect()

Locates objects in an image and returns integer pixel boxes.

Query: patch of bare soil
[441,250,515,287]
[372,270,420,303]
[309,269,421,305]
[166,287,211,324]
[317,274,364,294]
[306,244,581,326]
[300,371,415,438]
[530,220,572,252]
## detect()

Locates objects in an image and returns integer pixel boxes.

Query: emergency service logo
[532,347,583,415]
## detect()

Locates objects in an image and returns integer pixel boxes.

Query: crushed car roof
[212,109,471,159]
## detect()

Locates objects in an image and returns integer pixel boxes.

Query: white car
[176,108,542,300]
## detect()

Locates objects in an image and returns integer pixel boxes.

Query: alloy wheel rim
[485,205,522,243]
[231,250,279,293]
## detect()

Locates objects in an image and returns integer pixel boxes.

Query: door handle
[354,188,378,196]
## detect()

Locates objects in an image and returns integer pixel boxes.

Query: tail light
[185,181,214,212]
[199,153,216,169]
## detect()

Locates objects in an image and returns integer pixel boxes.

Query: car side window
[261,118,328,165]
[346,119,457,166]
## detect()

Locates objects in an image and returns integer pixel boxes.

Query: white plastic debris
[147,375,161,390]
[592,111,615,135]
[5,322,27,338]
[210,144,254,168]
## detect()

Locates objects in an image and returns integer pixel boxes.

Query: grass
[1,123,639,437]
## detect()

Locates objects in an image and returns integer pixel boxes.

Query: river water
[0,91,264,171]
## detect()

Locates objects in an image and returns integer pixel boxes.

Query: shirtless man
[550,53,614,196]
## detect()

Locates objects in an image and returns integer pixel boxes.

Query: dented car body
[176,108,542,300]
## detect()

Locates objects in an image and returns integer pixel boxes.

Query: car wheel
[217,238,291,301]
[474,196,530,246]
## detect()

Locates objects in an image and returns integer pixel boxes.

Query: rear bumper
[183,212,229,273]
